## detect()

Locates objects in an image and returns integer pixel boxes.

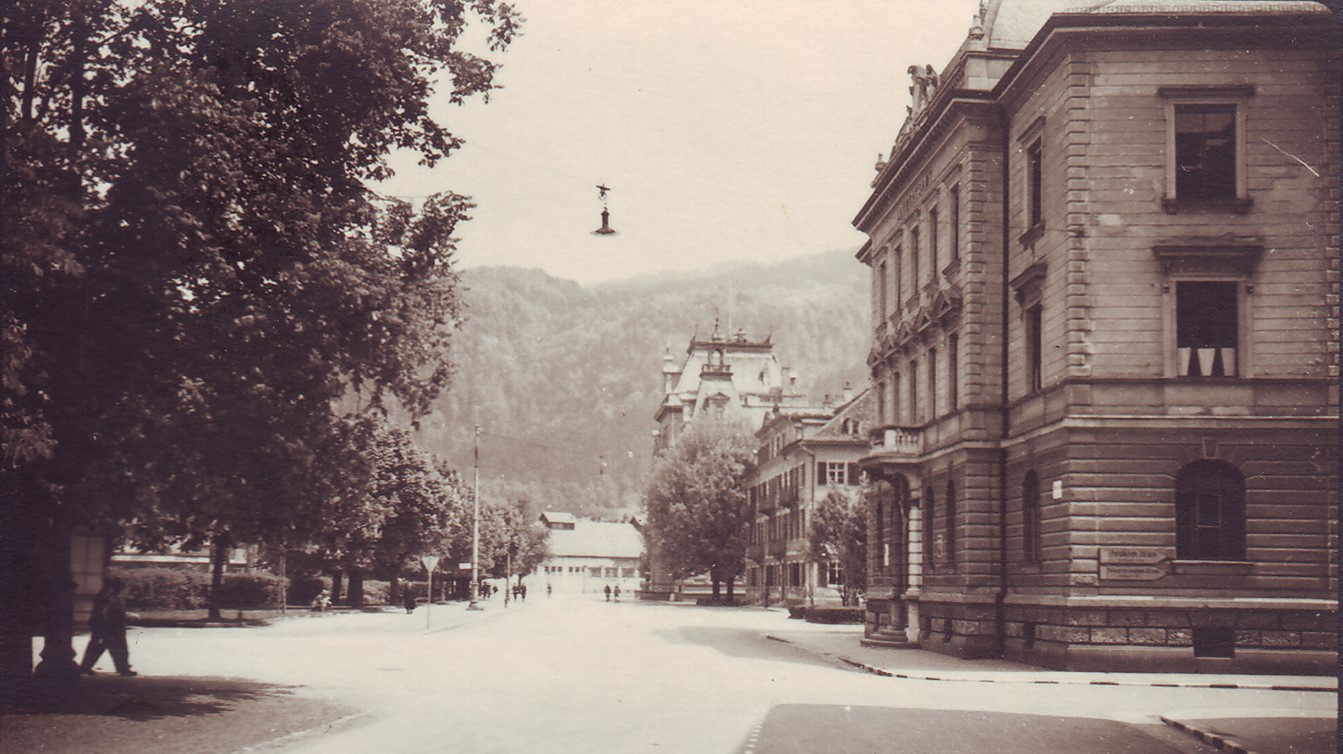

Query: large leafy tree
[0,0,521,694]
[808,487,867,607]
[643,417,755,602]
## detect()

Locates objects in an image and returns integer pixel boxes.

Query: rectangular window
[948,334,959,410]
[1176,281,1237,377]
[909,359,919,423]
[876,379,887,424]
[877,261,887,320]
[1175,104,1237,201]
[893,247,903,307]
[949,185,960,262]
[1027,139,1043,229]
[1026,305,1043,392]
[928,207,939,277]
[910,227,921,291]
[927,348,938,419]
[821,462,848,486]
[826,561,844,586]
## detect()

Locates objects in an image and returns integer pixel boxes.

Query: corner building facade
[853,0,1338,673]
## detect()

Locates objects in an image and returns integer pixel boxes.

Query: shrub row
[111,568,285,610]
[804,606,864,624]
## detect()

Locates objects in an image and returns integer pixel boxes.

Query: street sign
[421,555,440,572]
[1099,564,1167,581]
[1099,547,1170,565]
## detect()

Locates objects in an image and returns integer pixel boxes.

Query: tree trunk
[330,571,343,604]
[725,577,735,604]
[710,575,721,601]
[31,511,78,686]
[207,534,229,621]
[0,473,44,707]
[389,573,401,604]
[347,569,365,609]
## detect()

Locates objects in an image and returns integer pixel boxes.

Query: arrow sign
[421,555,440,573]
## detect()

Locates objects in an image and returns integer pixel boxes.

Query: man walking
[79,576,137,676]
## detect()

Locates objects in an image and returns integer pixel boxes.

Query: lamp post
[467,425,484,611]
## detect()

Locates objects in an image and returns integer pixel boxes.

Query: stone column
[904,501,923,643]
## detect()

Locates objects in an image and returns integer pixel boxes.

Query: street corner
[1160,710,1339,754]
[1,675,359,754]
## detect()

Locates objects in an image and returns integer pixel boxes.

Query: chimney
[843,381,854,404]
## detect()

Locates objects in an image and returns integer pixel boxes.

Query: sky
[380,0,982,286]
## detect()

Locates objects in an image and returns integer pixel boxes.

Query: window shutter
[847,463,859,485]
[817,461,827,485]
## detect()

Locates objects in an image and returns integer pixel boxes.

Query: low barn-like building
[538,512,643,595]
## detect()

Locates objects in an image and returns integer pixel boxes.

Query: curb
[1160,716,1258,754]
[764,634,1337,693]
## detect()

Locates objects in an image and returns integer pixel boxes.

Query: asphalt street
[44,596,1337,753]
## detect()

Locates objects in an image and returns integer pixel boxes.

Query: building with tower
[853,0,1337,673]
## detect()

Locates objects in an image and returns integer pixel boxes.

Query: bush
[214,571,285,610]
[113,567,287,611]
[362,580,390,606]
[287,575,330,607]
[803,606,864,624]
[113,567,210,610]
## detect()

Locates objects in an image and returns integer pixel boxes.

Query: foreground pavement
[6,598,1334,754]
[763,618,1337,754]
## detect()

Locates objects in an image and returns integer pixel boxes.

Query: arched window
[945,479,957,566]
[1175,460,1246,560]
[1022,471,1041,563]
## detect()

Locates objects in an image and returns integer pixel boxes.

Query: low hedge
[112,567,285,611]
[803,606,864,624]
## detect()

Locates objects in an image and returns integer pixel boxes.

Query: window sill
[1018,224,1045,246]
[1172,559,1252,576]
[1161,197,1253,215]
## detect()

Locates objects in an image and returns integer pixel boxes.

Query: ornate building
[744,387,873,607]
[854,0,1338,673]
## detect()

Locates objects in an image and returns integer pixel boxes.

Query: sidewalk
[763,618,1337,754]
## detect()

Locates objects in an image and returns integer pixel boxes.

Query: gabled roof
[540,511,576,526]
[546,519,643,559]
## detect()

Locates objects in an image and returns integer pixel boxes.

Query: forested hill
[409,250,871,518]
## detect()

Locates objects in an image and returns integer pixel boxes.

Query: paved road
[113,597,1330,753]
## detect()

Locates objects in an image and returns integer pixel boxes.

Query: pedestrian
[312,589,331,612]
[604,584,611,602]
[520,584,527,601]
[613,585,620,602]
[80,576,136,676]
[403,589,417,614]
[546,583,552,598]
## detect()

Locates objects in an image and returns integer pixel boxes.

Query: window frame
[1175,460,1247,562]
[1160,86,1253,209]
[1152,245,1261,379]
[1022,470,1041,563]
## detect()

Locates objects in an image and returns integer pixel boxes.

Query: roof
[984,0,1333,49]
[540,511,576,526]
[546,519,643,559]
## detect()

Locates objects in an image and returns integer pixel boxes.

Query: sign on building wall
[1098,547,1172,581]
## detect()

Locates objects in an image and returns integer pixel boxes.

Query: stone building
[744,387,873,607]
[645,323,811,597]
[853,0,1338,673]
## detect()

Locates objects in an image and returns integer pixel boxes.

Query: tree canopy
[808,486,867,607]
[642,417,755,601]
[1,0,521,689]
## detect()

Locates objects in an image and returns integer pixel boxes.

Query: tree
[0,0,521,695]
[485,497,549,587]
[642,417,755,602]
[808,487,867,607]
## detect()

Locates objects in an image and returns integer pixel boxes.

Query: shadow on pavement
[1,676,356,754]
[656,625,855,671]
[745,704,1204,754]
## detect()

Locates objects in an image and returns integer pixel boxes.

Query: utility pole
[468,425,483,611]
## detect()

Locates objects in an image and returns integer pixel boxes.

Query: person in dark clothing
[404,590,417,614]
[520,584,527,601]
[80,577,136,676]
[603,585,611,602]
[613,585,620,601]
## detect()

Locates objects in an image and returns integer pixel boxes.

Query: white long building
[537,512,643,595]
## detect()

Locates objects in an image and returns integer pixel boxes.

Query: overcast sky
[380,0,981,286]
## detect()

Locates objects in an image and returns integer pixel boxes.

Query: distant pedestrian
[547,584,552,598]
[312,589,332,612]
[80,577,136,676]
[520,584,527,601]
[604,585,611,602]
[512,584,520,600]
[613,585,621,602]
[403,590,417,614]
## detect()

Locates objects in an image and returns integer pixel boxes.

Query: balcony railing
[701,362,732,377]
[868,424,922,456]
